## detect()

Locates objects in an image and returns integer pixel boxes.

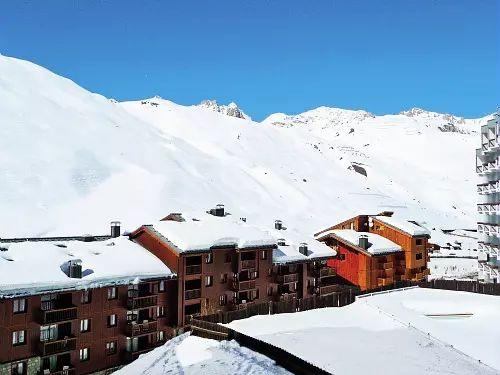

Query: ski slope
[0,54,488,250]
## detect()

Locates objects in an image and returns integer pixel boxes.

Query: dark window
[225,253,232,263]
[107,287,117,300]
[416,239,423,246]
[11,361,26,375]
[13,299,26,314]
[416,253,423,260]
[219,295,227,306]
[12,330,25,346]
[105,341,117,355]
[205,276,213,287]
[157,306,166,317]
[206,253,213,264]
[159,280,166,292]
[261,250,267,260]
[267,287,273,296]
[79,348,90,361]
[81,290,91,304]
[107,314,117,327]
[157,330,165,342]
[220,273,227,283]
[80,319,91,333]
[339,254,346,261]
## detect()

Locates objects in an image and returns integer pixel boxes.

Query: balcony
[379,261,393,270]
[478,223,500,235]
[39,304,77,325]
[231,279,257,291]
[279,292,297,301]
[127,294,158,309]
[276,273,299,284]
[240,259,256,270]
[478,203,500,215]
[38,367,75,375]
[126,320,158,337]
[377,277,394,287]
[185,289,201,300]
[315,284,340,295]
[312,267,336,278]
[38,336,77,356]
[185,265,201,275]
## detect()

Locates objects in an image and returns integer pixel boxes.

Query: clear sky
[0,1,498,120]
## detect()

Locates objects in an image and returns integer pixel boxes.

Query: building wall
[0,278,175,375]
[327,244,364,288]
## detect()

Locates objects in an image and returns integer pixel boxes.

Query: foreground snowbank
[228,288,499,375]
[115,333,290,375]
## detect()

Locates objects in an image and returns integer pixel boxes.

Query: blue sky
[0,1,498,120]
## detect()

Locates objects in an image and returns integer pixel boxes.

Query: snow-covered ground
[114,333,290,375]
[428,257,478,280]
[0,54,487,258]
[228,288,500,375]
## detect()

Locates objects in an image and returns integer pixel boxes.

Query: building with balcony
[0,232,175,375]
[477,111,500,282]
[315,213,431,291]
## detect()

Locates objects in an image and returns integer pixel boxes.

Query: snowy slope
[0,54,488,248]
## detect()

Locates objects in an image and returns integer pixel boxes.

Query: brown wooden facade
[0,278,176,375]
[316,214,431,291]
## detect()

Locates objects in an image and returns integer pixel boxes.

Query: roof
[0,236,173,298]
[317,229,402,255]
[272,230,337,264]
[148,213,277,253]
[371,216,431,237]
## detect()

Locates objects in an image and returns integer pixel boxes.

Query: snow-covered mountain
[196,99,250,120]
[0,54,489,246]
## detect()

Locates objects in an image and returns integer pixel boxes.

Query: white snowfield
[114,333,290,375]
[228,288,500,375]
[0,237,172,297]
[317,229,402,255]
[0,54,488,255]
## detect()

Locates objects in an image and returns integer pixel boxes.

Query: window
[158,280,165,292]
[13,299,26,314]
[416,253,423,260]
[219,295,227,306]
[105,341,117,355]
[81,290,91,304]
[416,239,423,246]
[267,286,273,296]
[11,361,26,375]
[261,250,267,260]
[220,273,227,283]
[206,252,213,264]
[12,330,25,346]
[107,314,117,327]
[250,271,258,279]
[157,331,165,342]
[157,306,166,317]
[107,287,117,300]
[79,348,90,361]
[80,319,90,333]
[205,276,213,287]
[339,254,346,261]
[40,324,57,341]
[225,253,232,263]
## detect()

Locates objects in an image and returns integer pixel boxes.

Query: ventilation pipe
[358,235,369,250]
[275,220,283,230]
[111,221,121,238]
[299,243,308,256]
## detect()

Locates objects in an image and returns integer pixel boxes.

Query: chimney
[67,259,82,279]
[275,220,283,230]
[277,238,286,246]
[111,221,121,238]
[358,235,369,250]
[215,204,225,217]
[299,242,308,256]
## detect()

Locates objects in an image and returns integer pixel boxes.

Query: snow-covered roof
[0,236,173,298]
[319,229,402,255]
[272,230,336,264]
[149,213,277,252]
[371,216,431,236]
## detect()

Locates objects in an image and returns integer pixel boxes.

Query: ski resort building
[0,226,176,375]
[129,207,339,327]
[477,111,500,282]
[315,214,431,291]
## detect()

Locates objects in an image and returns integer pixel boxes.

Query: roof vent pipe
[358,235,369,250]
[111,221,121,238]
[68,259,82,279]
[275,220,283,230]
[299,243,308,256]
[277,238,286,246]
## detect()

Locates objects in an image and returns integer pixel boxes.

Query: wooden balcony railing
[231,280,257,291]
[126,320,158,337]
[240,259,256,270]
[379,261,393,270]
[186,265,201,275]
[37,366,75,375]
[312,267,336,278]
[38,336,77,356]
[39,305,78,324]
[279,292,297,301]
[276,273,299,284]
[316,284,340,295]
[185,289,201,300]
[127,295,158,309]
